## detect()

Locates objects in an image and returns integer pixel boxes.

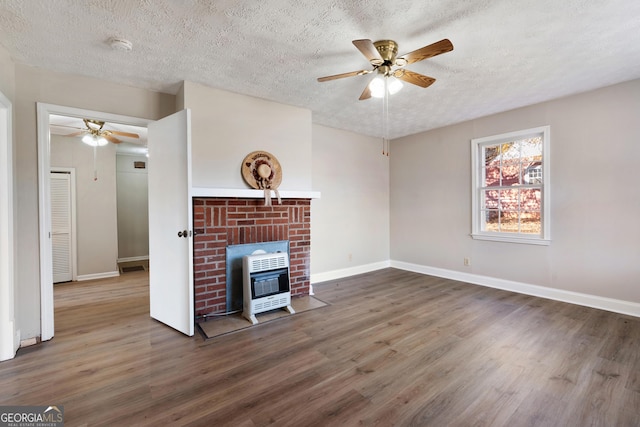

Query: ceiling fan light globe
[369,76,385,98]
[388,77,403,95]
[369,75,403,98]
[81,133,109,147]
[82,134,98,146]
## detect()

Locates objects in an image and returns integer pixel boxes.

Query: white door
[51,171,72,283]
[147,109,194,336]
[0,90,17,361]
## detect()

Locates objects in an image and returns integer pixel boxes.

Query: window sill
[471,233,551,246]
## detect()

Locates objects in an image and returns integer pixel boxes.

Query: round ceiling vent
[109,37,133,52]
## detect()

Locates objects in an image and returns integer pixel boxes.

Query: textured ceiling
[1,0,640,139]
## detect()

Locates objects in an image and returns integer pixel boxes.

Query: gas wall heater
[242,252,294,325]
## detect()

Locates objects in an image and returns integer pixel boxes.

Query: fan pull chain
[93,145,98,181]
[382,78,390,156]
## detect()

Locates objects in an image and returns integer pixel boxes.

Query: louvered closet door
[51,172,72,283]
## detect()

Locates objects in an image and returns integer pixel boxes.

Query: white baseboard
[391,260,640,318]
[117,255,149,263]
[77,270,120,281]
[311,260,390,284]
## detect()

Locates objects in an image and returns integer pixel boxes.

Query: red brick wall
[192,197,311,316]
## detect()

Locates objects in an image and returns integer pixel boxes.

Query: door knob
[177,230,188,238]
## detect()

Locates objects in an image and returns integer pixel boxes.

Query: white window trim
[471,125,551,245]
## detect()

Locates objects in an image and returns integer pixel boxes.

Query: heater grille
[249,254,288,273]
[254,296,290,312]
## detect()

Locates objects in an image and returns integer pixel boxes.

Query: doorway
[37,103,152,340]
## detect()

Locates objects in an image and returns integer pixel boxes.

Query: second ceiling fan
[317,38,454,100]
[67,119,140,146]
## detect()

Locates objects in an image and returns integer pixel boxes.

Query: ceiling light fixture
[82,133,108,147]
[369,75,403,98]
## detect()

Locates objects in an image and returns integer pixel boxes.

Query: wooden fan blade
[103,134,122,144]
[352,39,384,65]
[66,131,86,137]
[394,69,436,88]
[51,124,84,130]
[359,83,372,100]
[398,39,453,65]
[109,130,140,139]
[317,70,371,82]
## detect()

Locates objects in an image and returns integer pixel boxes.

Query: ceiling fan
[65,119,140,146]
[317,38,454,100]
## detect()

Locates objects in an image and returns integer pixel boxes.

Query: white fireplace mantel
[191,187,321,199]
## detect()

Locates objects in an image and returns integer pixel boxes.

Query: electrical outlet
[464,257,471,266]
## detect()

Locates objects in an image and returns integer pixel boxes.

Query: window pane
[497,211,519,233]
[483,189,499,209]
[482,210,500,232]
[520,188,541,212]
[520,212,541,234]
[483,145,500,166]
[524,164,542,184]
[501,160,520,186]
[520,189,541,234]
[500,141,515,157]
[499,189,519,212]
[521,137,542,159]
[485,166,500,187]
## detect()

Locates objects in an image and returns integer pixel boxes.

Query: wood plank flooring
[1,268,639,426]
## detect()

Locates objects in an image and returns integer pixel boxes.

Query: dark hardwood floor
[1,268,639,426]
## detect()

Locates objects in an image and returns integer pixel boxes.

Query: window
[471,126,550,245]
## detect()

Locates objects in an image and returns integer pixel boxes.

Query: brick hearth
[192,197,311,317]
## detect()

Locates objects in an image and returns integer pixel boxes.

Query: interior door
[147,109,194,336]
[50,171,72,283]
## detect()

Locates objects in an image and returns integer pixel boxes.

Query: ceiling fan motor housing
[373,40,399,63]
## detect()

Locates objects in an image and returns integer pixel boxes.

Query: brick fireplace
[192,197,311,317]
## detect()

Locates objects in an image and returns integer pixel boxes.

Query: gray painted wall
[0,45,14,101]
[390,79,640,303]
[116,154,149,260]
[182,81,313,191]
[311,124,390,275]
